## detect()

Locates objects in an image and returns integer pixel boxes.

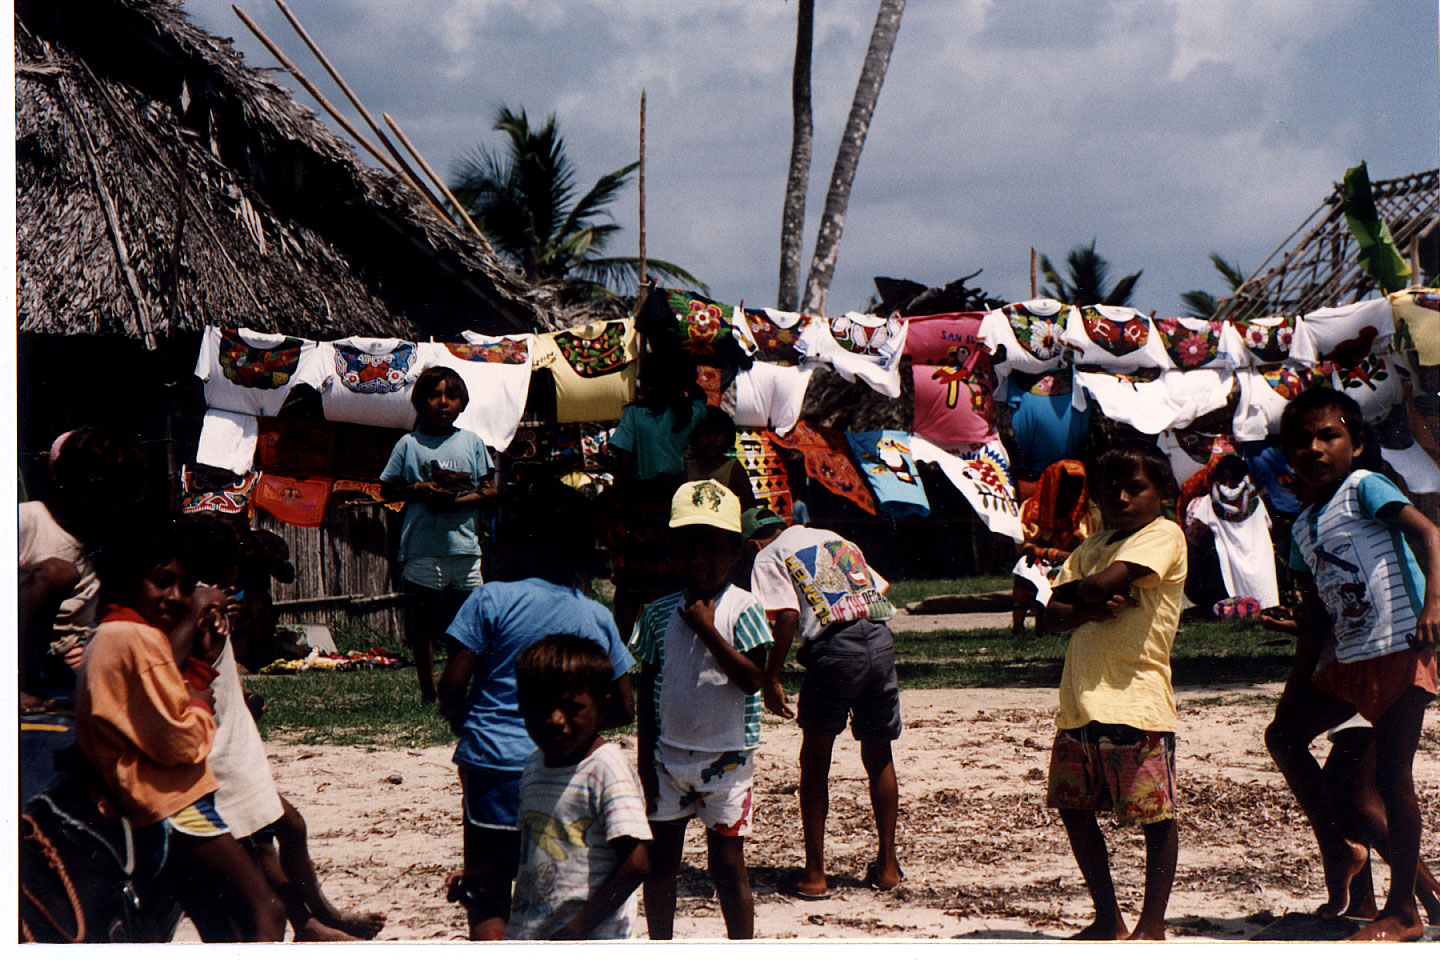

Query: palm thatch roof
[1217,168,1438,322]
[16,0,586,346]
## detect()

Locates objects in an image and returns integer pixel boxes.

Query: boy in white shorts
[631,480,773,939]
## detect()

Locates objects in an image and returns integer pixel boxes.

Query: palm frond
[1106,270,1142,307]
[560,161,639,239]
[1180,290,1219,318]
[575,256,709,296]
[1208,253,1246,292]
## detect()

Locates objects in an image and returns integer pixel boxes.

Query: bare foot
[1345,908,1425,943]
[293,918,360,942]
[1417,863,1440,925]
[865,860,903,891]
[790,871,829,899]
[1316,840,1368,918]
[315,907,386,940]
[1070,917,1129,940]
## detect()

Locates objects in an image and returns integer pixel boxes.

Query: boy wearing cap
[632,480,774,939]
[746,508,902,899]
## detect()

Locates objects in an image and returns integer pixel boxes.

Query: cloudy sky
[185,0,1438,317]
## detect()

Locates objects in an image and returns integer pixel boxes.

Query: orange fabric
[769,420,877,515]
[76,617,218,827]
[1313,647,1438,723]
[253,473,332,527]
[1019,459,1095,554]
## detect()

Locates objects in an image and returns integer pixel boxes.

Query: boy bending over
[1280,388,1440,942]
[1042,441,1186,940]
[633,480,773,939]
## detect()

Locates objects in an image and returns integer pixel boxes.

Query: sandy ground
[182,681,1440,943]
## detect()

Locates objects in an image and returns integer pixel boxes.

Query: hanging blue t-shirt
[446,578,635,773]
[846,429,930,518]
[380,428,494,563]
[1242,442,1302,517]
[1006,371,1090,480]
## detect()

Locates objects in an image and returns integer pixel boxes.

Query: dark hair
[411,366,469,413]
[93,513,192,602]
[1278,387,1364,446]
[1095,439,1179,502]
[515,635,614,712]
[51,424,145,506]
[692,405,736,441]
[179,514,240,586]
[499,479,597,586]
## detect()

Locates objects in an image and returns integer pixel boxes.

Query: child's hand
[192,592,230,665]
[763,679,795,719]
[681,595,718,632]
[639,764,658,816]
[186,680,216,713]
[1098,592,1135,620]
[62,641,86,670]
[1410,600,1440,651]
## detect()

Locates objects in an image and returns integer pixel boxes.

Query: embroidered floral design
[551,323,630,377]
[682,300,727,356]
[1155,318,1221,367]
[444,340,529,364]
[1335,355,1390,392]
[742,309,805,365]
[334,342,415,394]
[1004,304,1066,362]
[218,328,304,389]
[1259,363,1314,401]
[1079,307,1148,356]
[1028,320,1064,359]
[830,314,902,357]
[1235,318,1296,363]
[1175,429,1234,466]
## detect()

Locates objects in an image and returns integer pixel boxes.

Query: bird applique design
[520,811,593,861]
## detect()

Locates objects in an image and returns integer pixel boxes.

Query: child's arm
[635,663,658,814]
[680,595,765,694]
[600,674,635,731]
[553,836,650,939]
[437,639,477,735]
[1380,503,1440,649]
[762,610,800,719]
[1041,561,1148,632]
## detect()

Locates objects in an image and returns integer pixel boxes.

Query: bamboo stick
[638,89,648,287]
[1029,247,1036,298]
[381,112,495,255]
[269,0,453,223]
[231,6,452,224]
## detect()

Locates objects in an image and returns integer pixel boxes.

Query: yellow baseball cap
[669,480,742,534]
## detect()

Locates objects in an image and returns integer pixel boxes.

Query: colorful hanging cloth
[253,473,332,527]
[256,417,335,476]
[846,430,930,518]
[770,420,876,515]
[736,429,793,520]
[180,467,256,516]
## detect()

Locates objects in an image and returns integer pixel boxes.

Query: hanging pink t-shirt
[902,311,990,366]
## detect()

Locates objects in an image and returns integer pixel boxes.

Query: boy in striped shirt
[632,480,774,939]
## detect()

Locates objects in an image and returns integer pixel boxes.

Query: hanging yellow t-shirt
[533,318,639,423]
[1052,516,1187,733]
[1389,288,1438,367]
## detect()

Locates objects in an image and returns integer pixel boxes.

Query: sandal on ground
[779,872,832,901]
[863,861,905,891]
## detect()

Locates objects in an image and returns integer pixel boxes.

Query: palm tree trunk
[776,0,814,313]
[801,0,905,316]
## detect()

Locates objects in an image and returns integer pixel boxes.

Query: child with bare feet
[507,636,651,939]
[632,481,773,939]
[747,507,903,898]
[1279,388,1440,942]
[1041,440,1186,940]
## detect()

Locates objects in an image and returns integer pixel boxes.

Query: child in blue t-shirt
[1279,388,1440,942]
[436,489,635,940]
[380,366,496,703]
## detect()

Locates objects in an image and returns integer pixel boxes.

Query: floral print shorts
[1046,723,1176,827]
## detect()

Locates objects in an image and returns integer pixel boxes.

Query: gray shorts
[796,619,902,740]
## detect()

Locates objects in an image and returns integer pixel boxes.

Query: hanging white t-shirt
[1219,315,1299,368]
[196,408,261,475]
[319,337,423,429]
[1291,298,1395,365]
[417,334,534,451]
[909,434,1024,541]
[1063,305,1171,371]
[1380,442,1440,495]
[209,640,284,839]
[1187,494,1280,608]
[1329,351,1410,424]
[796,312,908,398]
[193,326,327,417]
[1232,363,1323,441]
[978,299,1069,382]
[1158,428,1236,487]
[734,308,813,366]
[734,361,814,436]
[1072,368,1178,435]
[1159,368,1236,430]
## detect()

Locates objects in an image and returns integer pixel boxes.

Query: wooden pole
[638,89,648,288]
[230,6,452,224]
[269,0,452,222]
[381,113,495,255]
[1029,247,1037,298]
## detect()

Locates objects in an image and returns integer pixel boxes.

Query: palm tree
[801,0,907,316]
[1180,253,1247,318]
[776,0,814,312]
[451,106,705,300]
[1039,239,1142,306]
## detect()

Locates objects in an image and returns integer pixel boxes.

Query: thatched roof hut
[16,0,576,344]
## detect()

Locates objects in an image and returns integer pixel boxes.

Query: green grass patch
[249,617,1293,747]
[884,575,1012,608]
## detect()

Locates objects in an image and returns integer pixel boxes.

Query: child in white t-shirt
[506,635,650,940]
